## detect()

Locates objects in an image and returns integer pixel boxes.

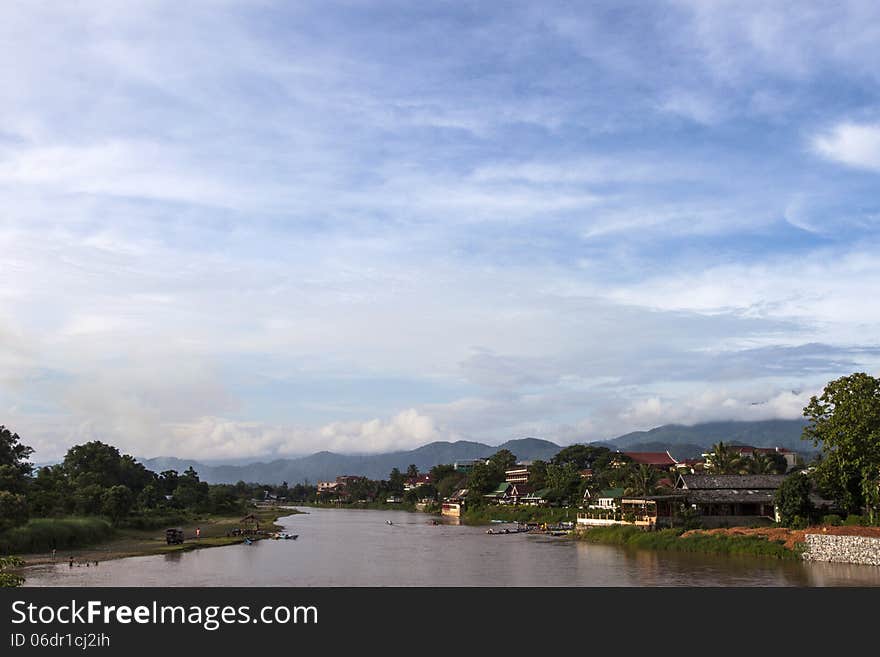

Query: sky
[2,1,880,461]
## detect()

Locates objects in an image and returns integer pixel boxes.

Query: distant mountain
[140,437,561,485]
[140,420,815,485]
[608,419,812,455]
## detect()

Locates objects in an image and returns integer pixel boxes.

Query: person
[68,557,74,568]
[51,548,56,562]
[196,527,201,539]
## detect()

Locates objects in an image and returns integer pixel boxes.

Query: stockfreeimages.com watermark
[10,599,318,632]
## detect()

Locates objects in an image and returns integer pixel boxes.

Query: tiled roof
[623,451,678,466]
[677,474,786,490]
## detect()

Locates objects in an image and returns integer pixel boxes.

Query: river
[21,507,880,586]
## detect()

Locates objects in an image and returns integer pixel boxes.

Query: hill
[140,437,561,485]
[141,419,815,484]
[608,419,811,453]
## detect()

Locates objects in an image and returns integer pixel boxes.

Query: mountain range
[139,419,814,485]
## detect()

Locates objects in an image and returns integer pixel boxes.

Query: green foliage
[488,449,517,472]
[774,473,815,526]
[0,518,114,555]
[101,485,135,523]
[707,441,746,474]
[545,461,580,503]
[821,514,843,526]
[551,444,611,471]
[0,425,33,494]
[804,372,880,519]
[387,468,406,496]
[461,505,573,525]
[0,556,25,587]
[625,464,661,496]
[0,491,29,533]
[528,460,548,489]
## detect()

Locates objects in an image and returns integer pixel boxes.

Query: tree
[62,441,124,488]
[0,491,29,532]
[489,449,517,473]
[0,425,33,495]
[707,441,745,475]
[626,464,661,496]
[528,460,548,489]
[387,468,406,496]
[774,473,814,526]
[101,485,134,523]
[406,464,420,479]
[748,452,786,475]
[804,373,880,520]
[552,444,610,470]
[545,462,580,504]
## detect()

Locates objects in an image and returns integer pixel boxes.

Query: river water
[22,507,880,586]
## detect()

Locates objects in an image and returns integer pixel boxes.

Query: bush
[0,517,113,555]
[822,514,843,526]
[843,514,867,526]
[580,525,796,559]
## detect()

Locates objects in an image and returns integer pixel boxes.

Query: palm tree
[708,441,746,474]
[748,451,778,474]
[625,464,660,496]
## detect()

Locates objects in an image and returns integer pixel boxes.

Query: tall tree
[626,464,661,496]
[489,449,517,473]
[0,425,33,494]
[405,464,420,479]
[707,441,745,475]
[804,372,880,519]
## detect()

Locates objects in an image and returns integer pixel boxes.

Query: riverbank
[16,506,295,567]
[577,525,800,560]
[578,524,880,561]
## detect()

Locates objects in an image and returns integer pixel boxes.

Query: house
[453,459,488,473]
[505,466,530,484]
[672,473,786,526]
[578,488,660,527]
[441,488,469,516]
[619,451,678,470]
[484,482,513,503]
[404,474,433,491]
[584,487,626,510]
[518,488,550,507]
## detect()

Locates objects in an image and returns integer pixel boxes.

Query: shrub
[822,514,843,526]
[843,514,867,526]
[0,517,113,555]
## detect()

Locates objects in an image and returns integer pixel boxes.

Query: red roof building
[621,451,678,469]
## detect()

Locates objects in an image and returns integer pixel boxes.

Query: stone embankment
[803,533,880,566]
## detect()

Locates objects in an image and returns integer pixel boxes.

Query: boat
[385,520,393,525]
[243,537,253,545]
[273,532,298,540]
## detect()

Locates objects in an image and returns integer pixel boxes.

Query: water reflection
[21,507,880,587]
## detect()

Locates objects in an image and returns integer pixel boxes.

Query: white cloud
[812,122,880,172]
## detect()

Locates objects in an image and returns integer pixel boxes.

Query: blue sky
[2,1,880,460]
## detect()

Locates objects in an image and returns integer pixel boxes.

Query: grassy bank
[461,506,575,525]
[578,525,798,560]
[13,506,294,565]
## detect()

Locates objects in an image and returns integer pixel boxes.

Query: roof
[598,487,625,499]
[486,482,512,496]
[509,483,532,496]
[623,451,678,466]
[683,489,777,504]
[521,488,550,499]
[677,474,786,490]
